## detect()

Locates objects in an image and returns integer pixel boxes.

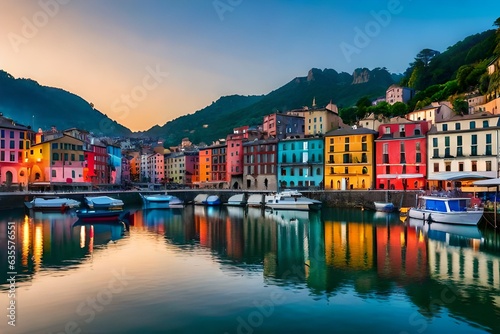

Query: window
[383,144,389,163]
[52,170,57,177]
[483,120,489,128]
[445,162,451,171]
[459,162,464,171]
[471,161,477,171]
[442,124,448,131]
[455,123,461,130]
[433,138,438,147]
[470,121,476,129]
[486,161,492,171]
[434,163,439,172]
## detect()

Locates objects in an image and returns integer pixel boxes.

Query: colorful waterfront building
[29,132,86,185]
[427,112,500,192]
[324,127,377,190]
[277,137,324,190]
[304,104,344,136]
[0,114,35,188]
[243,138,278,190]
[226,126,249,189]
[375,119,429,190]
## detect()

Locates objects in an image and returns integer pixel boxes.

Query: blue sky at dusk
[1,1,499,131]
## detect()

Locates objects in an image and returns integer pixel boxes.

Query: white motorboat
[193,194,221,206]
[264,190,321,211]
[25,196,81,211]
[85,196,124,210]
[247,194,265,208]
[140,193,184,208]
[407,195,483,226]
[226,193,246,206]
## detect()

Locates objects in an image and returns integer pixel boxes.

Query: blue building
[277,137,324,190]
[106,144,122,184]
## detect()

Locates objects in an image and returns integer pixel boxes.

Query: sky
[1,1,499,132]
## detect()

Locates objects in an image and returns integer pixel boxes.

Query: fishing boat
[373,201,395,213]
[407,195,483,226]
[84,196,124,210]
[140,193,184,208]
[25,196,81,211]
[247,194,265,208]
[264,190,321,211]
[226,193,246,206]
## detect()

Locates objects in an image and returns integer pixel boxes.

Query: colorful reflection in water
[0,206,498,333]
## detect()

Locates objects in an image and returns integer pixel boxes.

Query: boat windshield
[424,199,447,212]
[448,199,468,212]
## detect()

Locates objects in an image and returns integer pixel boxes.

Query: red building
[226,126,249,189]
[375,120,429,190]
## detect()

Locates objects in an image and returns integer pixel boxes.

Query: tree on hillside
[415,49,441,66]
[453,98,469,115]
[495,17,500,55]
[390,102,409,117]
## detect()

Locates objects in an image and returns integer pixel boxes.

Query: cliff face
[352,68,371,84]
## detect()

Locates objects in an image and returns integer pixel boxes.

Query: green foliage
[390,102,408,117]
[453,98,469,115]
[339,107,357,125]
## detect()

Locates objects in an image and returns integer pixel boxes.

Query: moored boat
[140,193,184,208]
[247,194,265,208]
[85,196,124,210]
[374,201,395,213]
[76,208,126,222]
[25,196,81,211]
[226,193,246,206]
[265,190,321,211]
[194,194,221,206]
[407,195,483,226]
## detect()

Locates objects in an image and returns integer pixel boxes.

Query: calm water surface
[0,205,499,334]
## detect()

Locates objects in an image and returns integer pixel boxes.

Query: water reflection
[0,206,499,332]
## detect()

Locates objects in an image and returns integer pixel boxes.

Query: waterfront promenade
[0,189,420,211]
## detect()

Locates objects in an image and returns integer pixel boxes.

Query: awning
[377,173,424,179]
[428,172,494,181]
[376,174,397,179]
[473,178,500,186]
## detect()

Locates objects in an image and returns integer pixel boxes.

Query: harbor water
[0,205,499,333]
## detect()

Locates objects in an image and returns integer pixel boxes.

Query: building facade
[243,138,278,190]
[277,137,324,190]
[375,120,429,190]
[324,127,377,190]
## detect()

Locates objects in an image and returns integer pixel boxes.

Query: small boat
[140,193,184,208]
[407,195,483,226]
[374,201,395,213]
[194,194,221,206]
[265,190,321,211]
[247,194,265,208]
[226,194,246,206]
[85,196,124,210]
[76,208,126,222]
[25,196,81,211]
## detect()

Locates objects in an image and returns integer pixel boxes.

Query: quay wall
[0,189,419,211]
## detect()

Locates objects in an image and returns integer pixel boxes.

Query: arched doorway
[5,171,13,186]
[233,181,239,189]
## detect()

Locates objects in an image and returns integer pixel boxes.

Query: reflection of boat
[194,194,221,206]
[265,209,310,224]
[25,196,81,211]
[374,201,395,213]
[408,218,483,240]
[247,194,265,207]
[76,209,126,222]
[408,195,483,225]
[85,196,124,210]
[265,190,321,211]
[226,194,246,206]
[140,193,184,208]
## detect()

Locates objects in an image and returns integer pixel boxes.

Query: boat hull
[407,208,483,226]
[76,209,124,222]
[141,194,184,208]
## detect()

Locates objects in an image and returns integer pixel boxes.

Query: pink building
[226,126,249,189]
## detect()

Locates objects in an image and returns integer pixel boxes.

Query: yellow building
[324,127,377,190]
[304,105,344,136]
[27,133,86,185]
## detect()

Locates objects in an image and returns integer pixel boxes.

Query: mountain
[0,70,132,136]
[145,67,396,146]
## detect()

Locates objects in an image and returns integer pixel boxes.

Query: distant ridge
[0,70,132,136]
